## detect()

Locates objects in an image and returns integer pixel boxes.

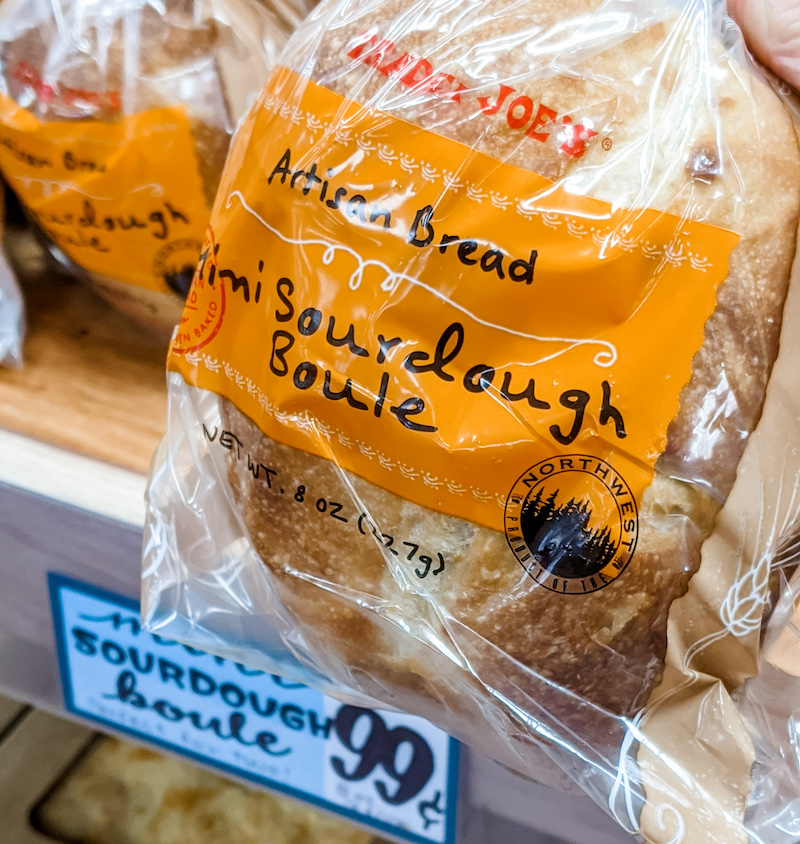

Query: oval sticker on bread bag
[168,67,739,592]
[504,456,638,594]
[172,229,226,354]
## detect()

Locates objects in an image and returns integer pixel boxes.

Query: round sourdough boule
[222,0,800,751]
[0,0,287,338]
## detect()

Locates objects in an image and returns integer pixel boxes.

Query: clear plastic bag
[0,199,24,368]
[142,0,800,840]
[0,0,296,337]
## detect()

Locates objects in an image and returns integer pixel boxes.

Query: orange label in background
[170,67,738,592]
[0,94,208,293]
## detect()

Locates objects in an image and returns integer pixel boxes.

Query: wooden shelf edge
[0,428,146,526]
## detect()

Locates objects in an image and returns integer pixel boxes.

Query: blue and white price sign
[49,574,458,844]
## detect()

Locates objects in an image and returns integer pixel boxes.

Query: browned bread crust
[37,737,373,844]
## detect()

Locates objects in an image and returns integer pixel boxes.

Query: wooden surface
[0,228,168,475]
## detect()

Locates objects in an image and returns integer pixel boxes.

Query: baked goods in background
[35,736,379,844]
[0,0,293,337]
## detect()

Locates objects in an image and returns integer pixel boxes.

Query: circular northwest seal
[153,238,204,298]
[170,234,226,355]
[504,455,638,595]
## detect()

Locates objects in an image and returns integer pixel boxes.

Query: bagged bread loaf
[0,0,297,336]
[143,0,800,839]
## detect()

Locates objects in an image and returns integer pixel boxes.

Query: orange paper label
[0,94,208,293]
[169,67,738,594]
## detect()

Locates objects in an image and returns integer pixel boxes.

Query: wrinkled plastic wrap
[0,194,24,368]
[0,0,298,337]
[142,0,800,840]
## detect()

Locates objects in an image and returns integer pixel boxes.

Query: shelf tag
[48,573,458,844]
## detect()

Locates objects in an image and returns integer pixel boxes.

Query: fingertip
[771,54,800,91]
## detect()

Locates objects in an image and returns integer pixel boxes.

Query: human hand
[728,0,800,89]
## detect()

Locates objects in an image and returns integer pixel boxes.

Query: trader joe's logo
[504,455,637,594]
